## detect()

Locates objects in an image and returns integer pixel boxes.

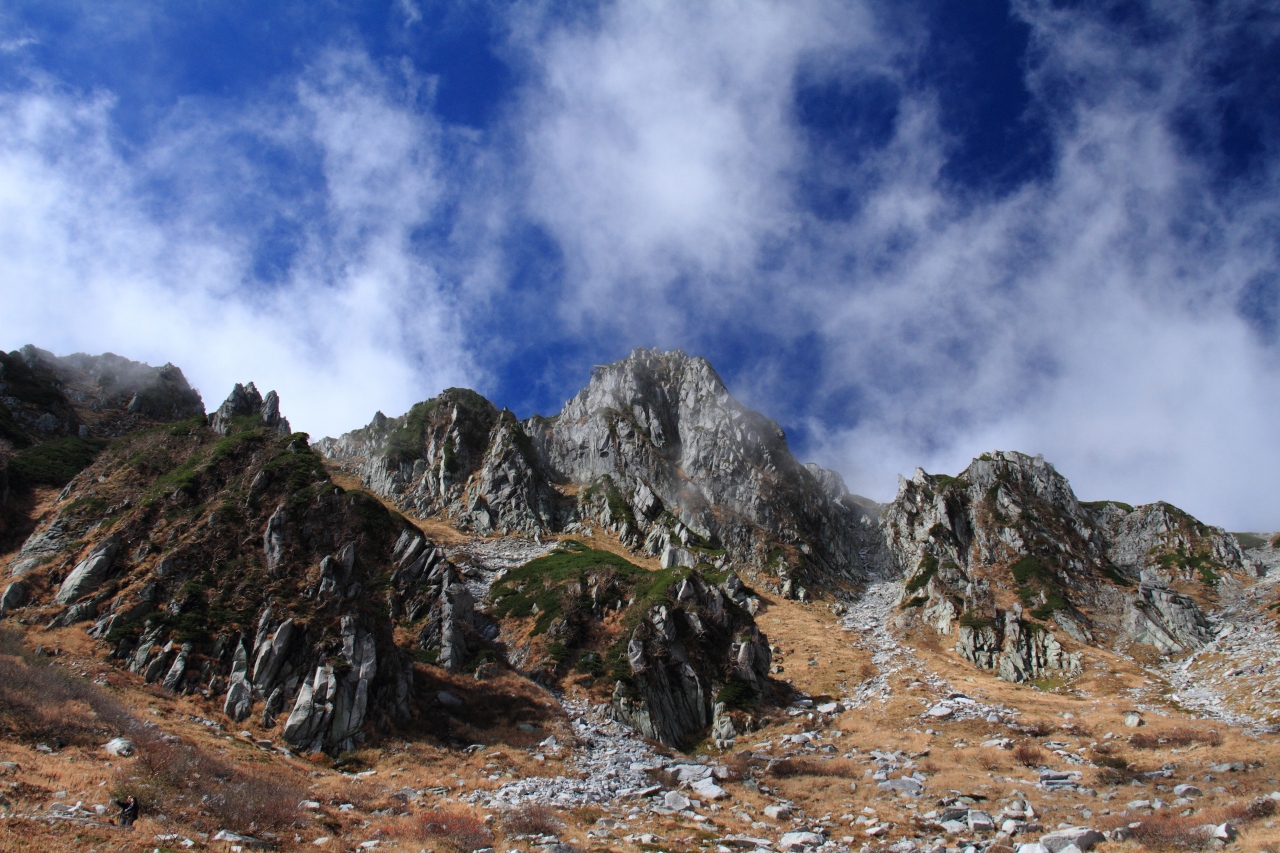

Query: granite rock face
[209,382,291,437]
[1,346,203,443]
[1091,500,1249,580]
[316,390,560,536]
[1125,583,1213,653]
[321,349,882,592]
[530,349,882,587]
[883,450,1232,675]
[611,573,770,748]
[10,382,417,754]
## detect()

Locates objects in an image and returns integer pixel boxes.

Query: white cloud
[2,1,1277,531]
[508,0,1280,529]
[0,50,476,439]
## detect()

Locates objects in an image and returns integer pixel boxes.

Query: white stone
[780,831,824,851]
[1040,828,1104,853]
[102,737,135,757]
[664,791,692,811]
[764,805,792,820]
[692,778,729,800]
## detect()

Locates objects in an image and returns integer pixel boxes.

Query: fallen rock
[969,811,995,832]
[211,829,273,848]
[691,778,728,800]
[1040,827,1104,853]
[0,581,27,614]
[1123,712,1143,728]
[779,831,824,851]
[664,791,691,811]
[1173,784,1201,798]
[880,777,924,794]
[102,737,135,757]
[764,804,792,820]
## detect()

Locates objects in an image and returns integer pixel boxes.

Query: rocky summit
[1,344,1279,853]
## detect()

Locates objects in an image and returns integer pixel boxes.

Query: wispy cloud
[501,0,1280,528]
[0,49,476,439]
[1,1,1277,529]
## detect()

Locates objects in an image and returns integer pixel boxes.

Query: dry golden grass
[1013,742,1046,766]
[1114,798,1277,850]
[1130,727,1223,749]
[417,807,495,852]
[768,757,859,778]
[500,802,563,836]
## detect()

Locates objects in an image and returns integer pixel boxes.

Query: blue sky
[2,1,1278,529]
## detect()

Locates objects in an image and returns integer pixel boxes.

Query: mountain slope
[883,450,1248,682]
[320,349,882,599]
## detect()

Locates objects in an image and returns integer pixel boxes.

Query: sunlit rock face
[321,348,882,593]
[884,450,1246,679]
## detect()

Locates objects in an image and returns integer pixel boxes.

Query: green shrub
[905,553,939,594]
[959,611,991,630]
[1010,556,1046,584]
[9,437,107,487]
[576,652,606,677]
[1100,562,1134,586]
[1234,532,1267,550]
[489,542,683,635]
[931,474,968,491]
[716,676,757,711]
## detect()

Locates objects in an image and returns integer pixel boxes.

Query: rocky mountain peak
[209,382,291,437]
[1,346,204,444]
[320,350,882,592]
[885,449,1251,682]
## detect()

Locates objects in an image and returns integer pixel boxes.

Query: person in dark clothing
[114,795,138,828]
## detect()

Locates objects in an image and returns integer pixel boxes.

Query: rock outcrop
[6,383,420,754]
[320,349,882,593]
[1,346,203,442]
[209,382,291,436]
[611,573,771,748]
[315,390,560,536]
[529,349,881,588]
[883,451,1240,675]
[55,534,122,604]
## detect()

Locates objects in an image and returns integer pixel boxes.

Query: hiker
[114,794,138,828]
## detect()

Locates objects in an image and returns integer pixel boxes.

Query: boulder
[691,778,728,800]
[779,831,824,851]
[664,791,691,810]
[0,581,26,614]
[880,777,924,794]
[102,737,135,757]
[55,536,121,604]
[1040,828,1104,853]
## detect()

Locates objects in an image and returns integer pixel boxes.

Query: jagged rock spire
[209,382,291,436]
